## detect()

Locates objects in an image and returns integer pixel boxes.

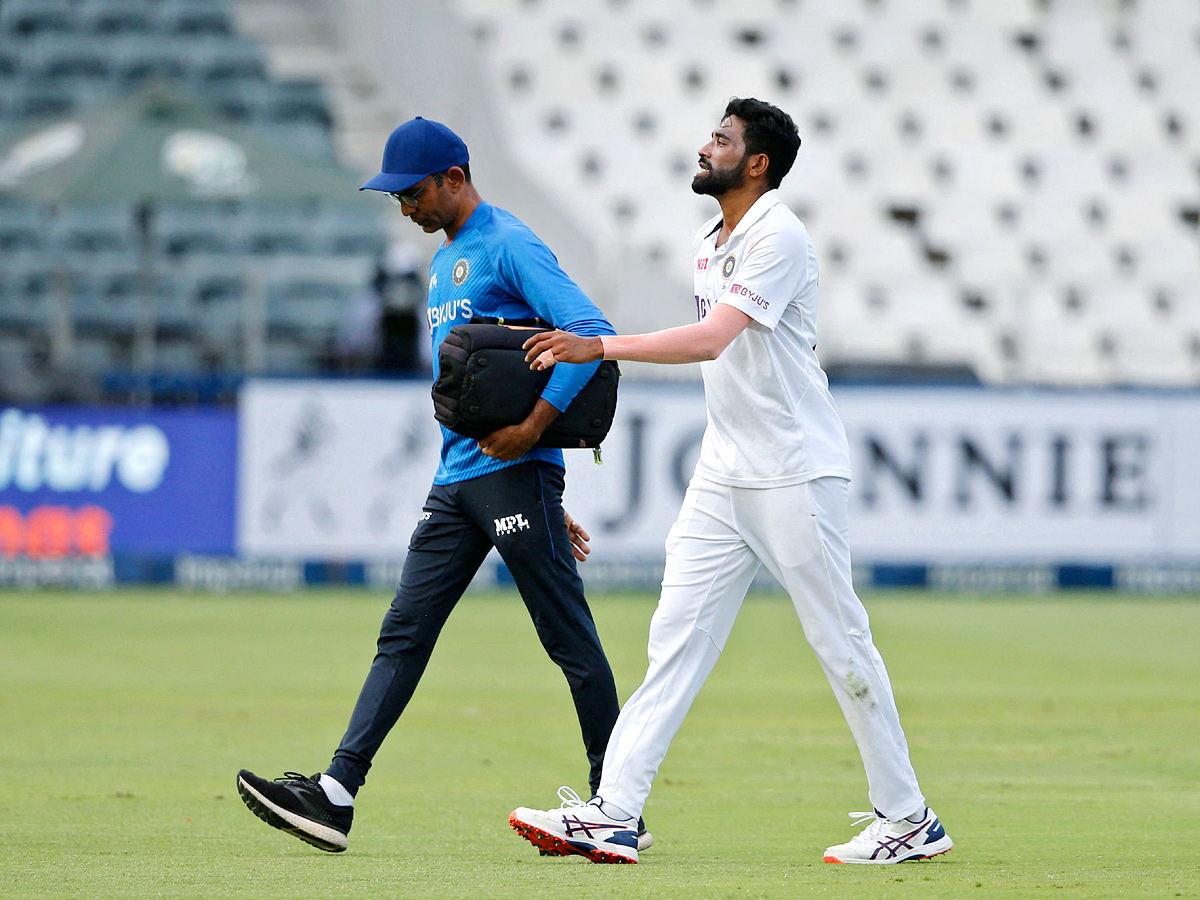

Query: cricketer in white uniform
[509,98,952,865]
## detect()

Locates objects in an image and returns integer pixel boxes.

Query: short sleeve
[717,228,808,331]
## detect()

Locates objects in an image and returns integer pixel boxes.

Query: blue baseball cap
[360,117,470,193]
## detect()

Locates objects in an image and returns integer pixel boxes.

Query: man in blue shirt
[235,118,641,854]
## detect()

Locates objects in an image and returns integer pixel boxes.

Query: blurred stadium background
[1,0,1199,592]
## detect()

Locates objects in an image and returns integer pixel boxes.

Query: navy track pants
[327,461,619,797]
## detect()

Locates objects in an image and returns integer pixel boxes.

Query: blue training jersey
[426,202,615,485]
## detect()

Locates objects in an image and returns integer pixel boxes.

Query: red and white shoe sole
[509,813,637,864]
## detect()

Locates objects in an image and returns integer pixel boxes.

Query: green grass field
[1,589,1198,899]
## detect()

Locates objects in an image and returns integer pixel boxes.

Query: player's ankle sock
[596,798,635,821]
[319,773,354,807]
[903,807,928,825]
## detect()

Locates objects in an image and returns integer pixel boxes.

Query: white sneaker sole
[237,776,349,852]
[824,834,953,864]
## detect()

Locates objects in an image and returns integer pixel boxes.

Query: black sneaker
[236,769,353,852]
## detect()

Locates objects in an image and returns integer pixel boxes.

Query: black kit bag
[432,321,619,449]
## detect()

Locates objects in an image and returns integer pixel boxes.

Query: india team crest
[452,258,470,286]
[721,255,736,278]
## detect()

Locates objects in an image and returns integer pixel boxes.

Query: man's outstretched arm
[523,303,753,369]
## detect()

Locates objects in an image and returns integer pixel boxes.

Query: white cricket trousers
[597,475,925,821]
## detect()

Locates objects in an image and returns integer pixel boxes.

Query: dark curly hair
[723,98,801,190]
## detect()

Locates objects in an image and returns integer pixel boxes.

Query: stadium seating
[3,0,1198,396]
[0,0,386,399]
[445,0,1200,386]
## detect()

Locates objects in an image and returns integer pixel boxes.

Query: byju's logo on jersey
[731,283,769,310]
[428,297,472,328]
[452,258,470,286]
[721,254,736,278]
[494,513,531,536]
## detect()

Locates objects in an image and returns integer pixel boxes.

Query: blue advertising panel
[0,406,236,557]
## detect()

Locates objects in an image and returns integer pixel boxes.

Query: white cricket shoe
[549,786,653,852]
[823,808,953,864]
[510,789,639,864]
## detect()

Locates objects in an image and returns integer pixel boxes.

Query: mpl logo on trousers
[494,513,531,536]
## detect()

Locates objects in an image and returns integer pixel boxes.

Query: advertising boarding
[237,380,1200,572]
[238,380,443,560]
[0,406,236,565]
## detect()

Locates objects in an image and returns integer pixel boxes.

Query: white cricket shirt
[691,189,852,488]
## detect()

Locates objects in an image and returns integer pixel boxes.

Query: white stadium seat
[444,0,1200,386]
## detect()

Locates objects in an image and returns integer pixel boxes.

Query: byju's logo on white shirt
[494,513,531,536]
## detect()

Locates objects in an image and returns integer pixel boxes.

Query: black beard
[691,155,749,196]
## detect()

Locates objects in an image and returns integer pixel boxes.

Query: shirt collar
[728,189,779,240]
[704,189,780,245]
